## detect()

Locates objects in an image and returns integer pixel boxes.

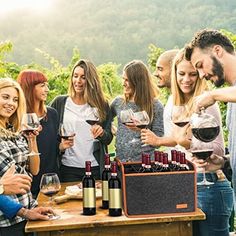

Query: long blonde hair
[0,78,26,132]
[171,49,208,115]
[123,60,159,121]
[68,59,108,121]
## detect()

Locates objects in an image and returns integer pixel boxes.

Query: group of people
[0,28,236,236]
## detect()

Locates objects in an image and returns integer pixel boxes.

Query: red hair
[17,69,47,114]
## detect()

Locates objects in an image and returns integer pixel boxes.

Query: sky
[0,0,55,15]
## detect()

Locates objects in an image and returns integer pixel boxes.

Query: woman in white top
[50,59,113,182]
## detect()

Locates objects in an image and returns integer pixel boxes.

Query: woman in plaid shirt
[0,78,53,236]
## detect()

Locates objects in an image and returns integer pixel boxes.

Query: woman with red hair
[17,70,61,198]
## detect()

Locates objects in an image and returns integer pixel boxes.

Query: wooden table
[25,183,205,236]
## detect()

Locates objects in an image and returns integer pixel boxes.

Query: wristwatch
[0,184,4,194]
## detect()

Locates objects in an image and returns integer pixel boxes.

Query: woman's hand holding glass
[21,113,41,156]
[141,129,160,146]
[59,123,75,152]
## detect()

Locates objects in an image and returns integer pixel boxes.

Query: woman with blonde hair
[111,60,164,162]
[50,59,113,181]
[0,78,53,236]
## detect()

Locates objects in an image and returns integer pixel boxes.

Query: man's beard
[211,56,225,87]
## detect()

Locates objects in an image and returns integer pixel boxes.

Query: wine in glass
[21,113,41,156]
[133,111,150,148]
[59,123,75,140]
[40,173,61,220]
[85,107,100,141]
[171,105,190,127]
[191,141,214,186]
[171,105,190,151]
[120,109,134,126]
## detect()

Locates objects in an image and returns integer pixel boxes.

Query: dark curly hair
[184,29,234,61]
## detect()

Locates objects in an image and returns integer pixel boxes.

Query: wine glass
[40,173,61,220]
[59,123,75,140]
[85,107,100,141]
[171,105,190,127]
[21,113,41,156]
[190,108,220,142]
[133,111,150,148]
[171,105,190,151]
[190,140,214,186]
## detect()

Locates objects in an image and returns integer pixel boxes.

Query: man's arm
[194,87,236,112]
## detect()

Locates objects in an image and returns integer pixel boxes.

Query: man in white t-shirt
[153,49,179,136]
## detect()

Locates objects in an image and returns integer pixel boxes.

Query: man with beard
[184,29,236,229]
[153,49,179,137]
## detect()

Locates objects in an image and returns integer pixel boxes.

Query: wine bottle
[142,154,154,172]
[154,150,160,171]
[170,150,177,171]
[138,153,146,172]
[82,161,96,215]
[179,153,189,171]
[102,154,111,209]
[109,161,122,216]
[160,153,170,172]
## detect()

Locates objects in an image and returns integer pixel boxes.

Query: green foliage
[97,63,123,100]
[147,44,164,71]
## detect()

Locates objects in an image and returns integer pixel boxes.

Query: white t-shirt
[61,97,98,168]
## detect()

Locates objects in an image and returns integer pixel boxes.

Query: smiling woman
[0,0,54,15]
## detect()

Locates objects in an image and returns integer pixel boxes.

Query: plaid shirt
[0,133,37,227]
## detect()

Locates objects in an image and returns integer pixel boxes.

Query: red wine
[41,189,59,197]
[197,126,220,142]
[102,154,111,209]
[60,135,74,140]
[86,120,99,125]
[23,128,36,135]
[136,124,147,129]
[82,161,96,215]
[170,150,177,171]
[174,121,189,127]
[192,149,213,160]
[109,162,122,216]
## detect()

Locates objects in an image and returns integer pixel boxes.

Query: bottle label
[102,181,109,201]
[83,188,96,207]
[109,189,121,208]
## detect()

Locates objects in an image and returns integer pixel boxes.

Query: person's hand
[18,207,55,221]
[193,91,216,113]
[141,129,160,146]
[0,164,32,195]
[191,154,224,172]
[59,135,75,152]
[91,124,104,138]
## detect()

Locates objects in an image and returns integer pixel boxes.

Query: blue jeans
[193,174,233,236]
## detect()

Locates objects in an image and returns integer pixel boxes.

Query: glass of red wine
[21,113,41,156]
[171,105,190,127]
[191,108,220,142]
[133,111,150,147]
[190,141,214,186]
[171,105,190,150]
[85,107,100,141]
[59,123,75,140]
[40,173,61,220]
